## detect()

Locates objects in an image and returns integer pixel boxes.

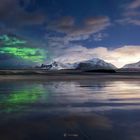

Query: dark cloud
[126,0,140,10]
[117,17,140,26]
[93,33,108,41]
[47,16,111,41]
[0,54,14,60]
[0,0,46,32]
[45,16,111,57]
[122,11,140,17]
[52,16,75,28]
[117,0,140,26]
[0,0,18,18]
[45,16,111,58]
[11,11,46,27]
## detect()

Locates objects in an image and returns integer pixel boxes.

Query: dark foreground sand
[0,69,139,81]
[0,73,140,81]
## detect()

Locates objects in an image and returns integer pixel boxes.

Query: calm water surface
[0,79,140,140]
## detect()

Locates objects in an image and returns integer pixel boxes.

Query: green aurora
[0,35,47,63]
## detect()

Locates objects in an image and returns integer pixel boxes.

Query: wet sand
[0,72,140,81]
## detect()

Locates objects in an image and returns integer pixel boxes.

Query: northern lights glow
[0,35,26,46]
[0,47,46,63]
[0,35,47,63]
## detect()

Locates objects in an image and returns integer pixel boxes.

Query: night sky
[0,0,140,68]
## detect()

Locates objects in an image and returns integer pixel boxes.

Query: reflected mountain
[0,79,140,115]
[0,79,140,140]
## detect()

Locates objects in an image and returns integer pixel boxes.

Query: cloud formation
[93,33,108,41]
[0,0,18,17]
[126,0,140,9]
[54,45,140,68]
[117,0,140,26]
[45,16,111,53]
[47,16,111,41]
[0,0,46,32]
[117,18,140,26]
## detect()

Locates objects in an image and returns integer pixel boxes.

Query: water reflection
[0,84,48,113]
[0,79,140,140]
[0,80,140,113]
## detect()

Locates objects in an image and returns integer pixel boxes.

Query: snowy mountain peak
[76,58,116,70]
[39,61,76,70]
[38,58,116,70]
[50,61,75,70]
[123,61,140,69]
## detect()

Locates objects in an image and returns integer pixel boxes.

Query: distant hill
[123,61,140,69]
[38,58,116,71]
[119,61,140,72]
[76,58,116,71]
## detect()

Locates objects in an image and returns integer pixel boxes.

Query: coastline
[0,72,140,81]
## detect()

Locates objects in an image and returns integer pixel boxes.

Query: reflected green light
[0,85,49,113]
[8,87,42,104]
[0,35,47,63]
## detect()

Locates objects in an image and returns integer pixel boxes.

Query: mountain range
[123,61,140,69]
[37,58,140,71]
[38,58,117,71]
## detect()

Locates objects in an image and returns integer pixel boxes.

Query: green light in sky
[0,35,26,46]
[0,47,46,63]
[0,35,47,63]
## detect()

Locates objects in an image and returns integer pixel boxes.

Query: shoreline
[0,73,140,81]
[0,69,139,81]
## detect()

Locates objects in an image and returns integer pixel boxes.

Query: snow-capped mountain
[39,61,77,70]
[123,61,140,69]
[76,58,116,70]
[39,58,116,70]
